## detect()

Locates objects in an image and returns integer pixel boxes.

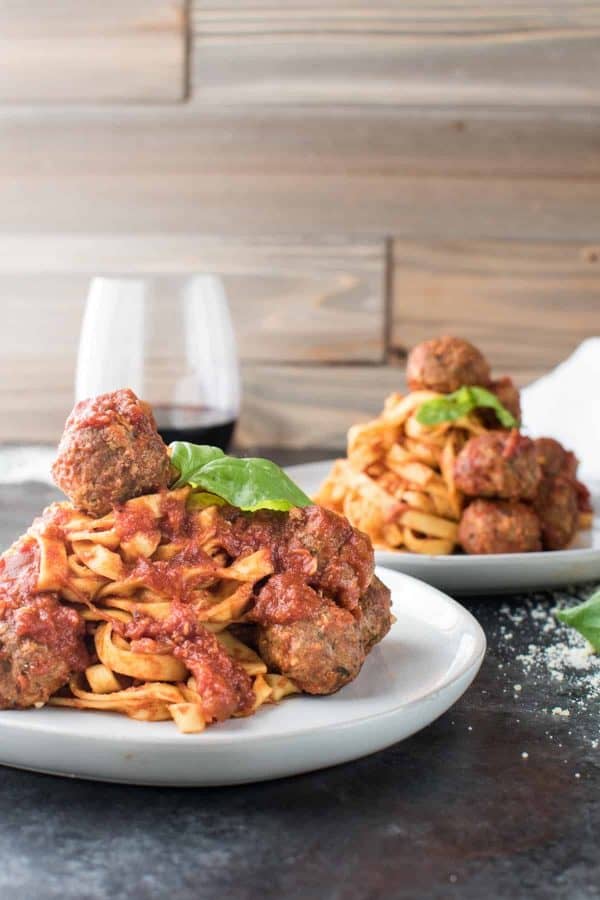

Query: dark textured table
[1,452,599,900]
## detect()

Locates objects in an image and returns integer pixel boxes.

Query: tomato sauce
[114,503,159,542]
[214,505,373,613]
[125,604,254,721]
[502,429,531,460]
[13,595,89,673]
[0,538,41,614]
[65,388,152,431]
[248,573,324,626]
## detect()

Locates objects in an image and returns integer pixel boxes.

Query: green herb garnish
[416,385,518,429]
[555,590,600,652]
[169,442,312,512]
[171,444,225,483]
[186,491,226,509]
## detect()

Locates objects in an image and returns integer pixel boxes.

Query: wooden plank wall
[0,1,187,103]
[391,241,600,374]
[1,1,600,447]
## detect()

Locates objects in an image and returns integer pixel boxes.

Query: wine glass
[76,275,240,450]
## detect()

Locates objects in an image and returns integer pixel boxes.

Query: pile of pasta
[28,488,299,733]
[315,391,489,555]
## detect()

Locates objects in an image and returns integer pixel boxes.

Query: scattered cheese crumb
[495,591,600,747]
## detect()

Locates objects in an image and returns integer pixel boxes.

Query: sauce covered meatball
[237,508,391,695]
[0,596,88,708]
[255,573,391,695]
[454,430,541,501]
[406,336,491,394]
[257,600,363,695]
[534,437,578,480]
[219,504,375,614]
[52,389,172,517]
[358,575,392,652]
[0,539,88,709]
[533,475,579,550]
[458,499,541,555]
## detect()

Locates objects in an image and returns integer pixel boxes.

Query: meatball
[284,505,374,611]
[0,595,88,708]
[249,573,325,626]
[479,376,521,428]
[454,430,541,501]
[459,499,542,555]
[359,574,392,652]
[534,437,578,480]
[533,475,579,550]
[252,569,391,694]
[219,504,375,614]
[52,389,171,517]
[406,336,491,394]
[257,601,363,695]
[232,506,390,695]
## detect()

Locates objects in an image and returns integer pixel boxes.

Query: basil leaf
[555,590,600,652]
[468,386,518,428]
[193,456,312,511]
[170,443,225,488]
[416,385,518,429]
[169,443,312,511]
[187,491,226,509]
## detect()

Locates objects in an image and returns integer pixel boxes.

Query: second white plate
[287,460,600,595]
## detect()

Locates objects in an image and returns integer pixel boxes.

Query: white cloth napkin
[521,338,600,483]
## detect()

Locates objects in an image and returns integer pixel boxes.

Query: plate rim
[0,567,486,747]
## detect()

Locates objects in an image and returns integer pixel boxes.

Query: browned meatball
[459,499,542,555]
[534,437,578,480]
[284,505,375,611]
[479,376,521,428]
[252,568,391,694]
[52,389,171,517]
[235,505,390,694]
[406,336,491,394]
[359,574,392,652]
[219,504,374,614]
[258,601,363,695]
[0,537,88,708]
[533,475,579,550]
[0,594,88,708]
[454,430,541,501]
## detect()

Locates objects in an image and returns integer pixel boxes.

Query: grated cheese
[496,587,600,747]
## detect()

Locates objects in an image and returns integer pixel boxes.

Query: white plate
[0,568,484,786]
[287,460,600,596]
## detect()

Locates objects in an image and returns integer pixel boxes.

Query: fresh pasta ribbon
[23,489,299,733]
[315,390,487,555]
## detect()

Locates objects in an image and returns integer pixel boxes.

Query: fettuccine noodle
[21,487,300,733]
[315,391,488,555]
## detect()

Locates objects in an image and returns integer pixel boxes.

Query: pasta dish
[0,390,391,732]
[316,336,591,556]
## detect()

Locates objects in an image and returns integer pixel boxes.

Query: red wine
[153,405,237,451]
